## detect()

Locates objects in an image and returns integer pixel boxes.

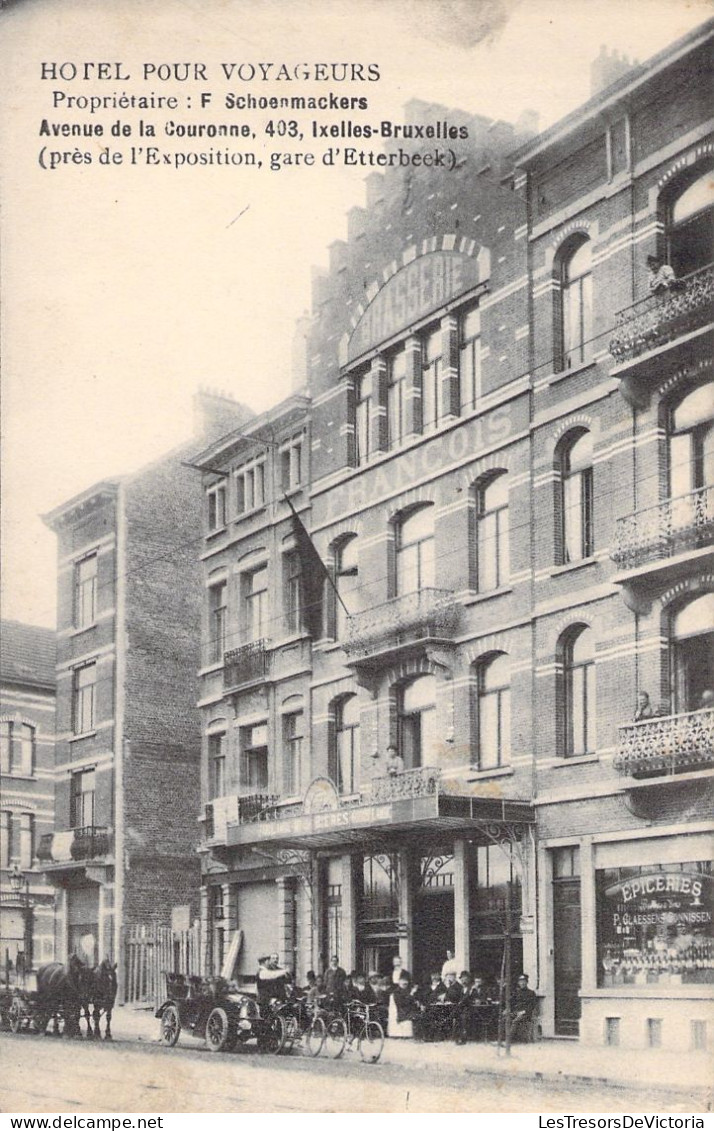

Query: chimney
[192,388,255,442]
[590,45,634,97]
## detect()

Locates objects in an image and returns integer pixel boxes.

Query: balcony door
[399,676,438,769]
[671,595,714,714]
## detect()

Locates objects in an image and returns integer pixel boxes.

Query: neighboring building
[40,392,252,988]
[1,621,57,973]
[513,23,713,1050]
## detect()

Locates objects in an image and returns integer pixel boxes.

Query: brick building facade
[1,622,56,974]
[41,393,251,992]
[198,24,712,1050]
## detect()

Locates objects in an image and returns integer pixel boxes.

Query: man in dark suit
[500,973,538,1041]
[323,954,347,1006]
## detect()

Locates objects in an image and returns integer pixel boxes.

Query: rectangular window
[208,732,226,799]
[284,551,302,636]
[207,482,227,532]
[355,373,372,466]
[72,663,96,735]
[280,434,304,492]
[243,565,268,642]
[74,554,97,628]
[563,467,593,562]
[460,306,481,413]
[20,813,34,869]
[1,721,35,776]
[240,723,269,793]
[0,811,10,868]
[208,581,227,664]
[283,712,303,797]
[422,327,442,432]
[387,350,406,448]
[235,459,266,514]
[70,769,96,829]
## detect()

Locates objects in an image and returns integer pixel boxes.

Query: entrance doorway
[413,889,454,983]
[552,847,582,1037]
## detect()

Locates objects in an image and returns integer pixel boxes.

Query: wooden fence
[122,923,201,1006]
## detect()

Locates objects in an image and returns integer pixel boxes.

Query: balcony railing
[370,766,442,802]
[611,485,714,570]
[613,707,714,777]
[224,639,270,690]
[204,793,281,841]
[609,263,714,365]
[344,589,458,659]
[37,826,112,864]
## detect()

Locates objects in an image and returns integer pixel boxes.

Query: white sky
[1,0,711,627]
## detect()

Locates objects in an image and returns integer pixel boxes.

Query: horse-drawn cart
[4,958,117,1039]
[156,974,325,1056]
[6,974,53,1035]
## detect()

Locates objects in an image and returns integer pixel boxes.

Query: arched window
[333,535,359,641]
[558,237,592,370]
[562,626,596,757]
[667,167,714,278]
[558,430,594,563]
[669,384,714,501]
[671,594,714,714]
[396,505,435,594]
[477,654,511,770]
[333,695,360,795]
[476,473,510,591]
[399,675,438,769]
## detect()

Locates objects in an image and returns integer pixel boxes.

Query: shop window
[280,434,304,491]
[476,473,510,591]
[556,236,592,370]
[460,305,481,414]
[387,348,406,449]
[282,712,304,797]
[0,720,35,776]
[208,580,227,664]
[666,167,714,278]
[332,695,360,795]
[207,482,227,533]
[72,662,96,735]
[74,553,97,629]
[395,505,435,595]
[240,723,269,793]
[561,625,596,757]
[235,457,266,514]
[668,384,714,502]
[597,861,713,988]
[332,535,358,641]
[355,371,372,466]
[557,429,594,564]
[670,594,714,714]
[70,768,95,829]
[399,675,438,769]
[421,325,442,432]
[477,653,511,770]
[208,732,226,799]
[283,550,302,635]
[242,564,268,642]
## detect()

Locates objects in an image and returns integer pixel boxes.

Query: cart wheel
[325,1016,347,1059]
[305,1015,326,1057]
[205,1007,235,1053]
[159,1004,181,1048]
[33,1010,50,1036]
[8,999,24,1034]
[263,1014,288,1055]
[358,1020,384,1063]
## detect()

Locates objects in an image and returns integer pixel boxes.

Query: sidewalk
[111,1006,713,1101]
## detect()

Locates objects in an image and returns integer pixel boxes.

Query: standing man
[323,954,347,1006]
[256,953,291,1010]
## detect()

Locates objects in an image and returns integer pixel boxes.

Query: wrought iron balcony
[224,639,270,690]
[37,826,112,864]
[611,485,714,571]
[609,263,714,365]
[344,589,458,660]
[370,766,442,802]
[204,793,281,842]
[613,708,714,777]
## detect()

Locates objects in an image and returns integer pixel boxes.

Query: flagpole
[282,492,351,618]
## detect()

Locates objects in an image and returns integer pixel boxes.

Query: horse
[87,959,118,1040]
[36,955,93,1037]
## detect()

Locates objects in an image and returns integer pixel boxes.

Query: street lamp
[8,864,29,900]
[6,864,31,978]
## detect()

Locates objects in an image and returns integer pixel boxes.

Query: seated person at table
[419,972,448,1042]
[350,972,377,1007]
[500,973,538,1041]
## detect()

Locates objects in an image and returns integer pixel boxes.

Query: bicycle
[324,1000,384,1063]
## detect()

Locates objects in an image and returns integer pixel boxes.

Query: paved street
[0,1032,706,1115]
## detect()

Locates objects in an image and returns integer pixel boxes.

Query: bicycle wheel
[305,1015,326,1057]
[262,1014,288,1055]
[358,1020,384,1063]
[325,1016,347,1058]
